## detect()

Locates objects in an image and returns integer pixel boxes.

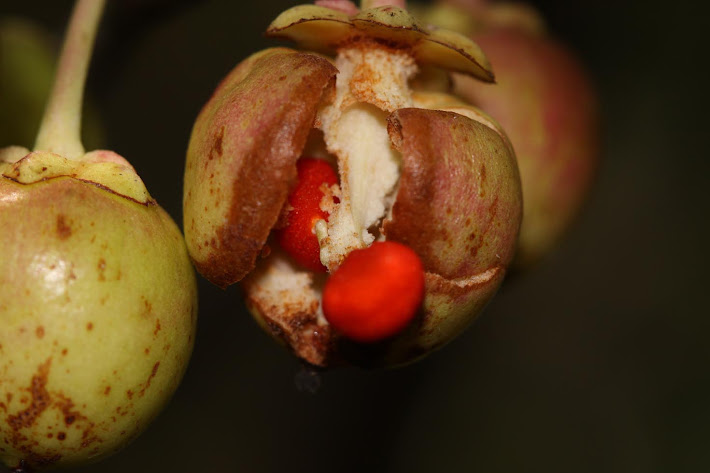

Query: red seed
[276,158,338,272]
[322,241,425,343]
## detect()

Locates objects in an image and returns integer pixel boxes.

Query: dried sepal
[1,150,151,203]
[266,4,494,82]
[414,27,494,82]
[266,5,354,53]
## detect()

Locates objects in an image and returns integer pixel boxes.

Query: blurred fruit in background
[413,0,599,268]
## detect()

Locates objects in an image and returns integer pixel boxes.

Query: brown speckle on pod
[56,215,72,240]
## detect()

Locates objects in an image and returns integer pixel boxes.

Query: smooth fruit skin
[0,174,197,469]
[453,23,599,267]
[276,158,338,272]
[323,242,425,343]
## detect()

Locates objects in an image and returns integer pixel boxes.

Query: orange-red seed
[322,241,425,342]
[276,158,338,272]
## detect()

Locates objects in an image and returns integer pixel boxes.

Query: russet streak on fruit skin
[3,359,65,469]
[6,359,52,432]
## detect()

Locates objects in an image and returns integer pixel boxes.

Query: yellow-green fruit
[0,151,197,470]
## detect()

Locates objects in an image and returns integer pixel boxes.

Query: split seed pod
[184,2,522,367]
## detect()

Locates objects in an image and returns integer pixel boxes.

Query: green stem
[361,0,406,9]
[33,0,106,159]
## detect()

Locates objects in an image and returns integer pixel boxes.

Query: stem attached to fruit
[33,0,105,159]
[360,0,407,9]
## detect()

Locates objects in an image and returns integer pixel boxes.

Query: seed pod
[184,2,521,367]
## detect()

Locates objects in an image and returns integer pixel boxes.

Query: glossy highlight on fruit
[184,0,522,367]
[0,1,197,470]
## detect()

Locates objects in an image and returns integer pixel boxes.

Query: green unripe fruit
[0,1,197,470]
[0,151,197,470]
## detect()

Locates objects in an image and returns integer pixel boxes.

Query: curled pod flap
[379,108,522,363]
[267,5,494,82]
[385,108,521,279]
[183,48,337,287]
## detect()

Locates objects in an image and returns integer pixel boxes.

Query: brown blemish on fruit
[56,215,72,240]
[57,432,66,440]
[137,362,160,398]
[97,258,106,281]
[86,322,93,331]
[53,393,86,428]
[35,326,45,339]
[126,390,134,400]
[144,347,150,355]
[80,425,101,449]
[61,348,68,356]
[24,453,62,470]
[6,358,52,431]
[153,319,161,336]
[208,126,225,162]
[104,386,111,396]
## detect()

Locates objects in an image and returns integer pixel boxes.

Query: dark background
[2,0,709,471]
